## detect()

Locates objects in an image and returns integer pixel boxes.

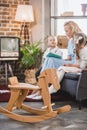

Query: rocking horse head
[38,68,60,91]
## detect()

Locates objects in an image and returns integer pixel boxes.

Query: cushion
[64,72,80,80]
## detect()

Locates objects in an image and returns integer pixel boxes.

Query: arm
[67,38,75,61]
[63,49,87,69]
[63,63,80,68]
[50,46,63,57]
[43,48,50,59]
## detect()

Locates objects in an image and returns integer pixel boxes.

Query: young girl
[35,35,63,81]
[43,35,63,60]
[27,35,62,98]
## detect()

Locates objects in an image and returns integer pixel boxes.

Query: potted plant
[20,40,44,84]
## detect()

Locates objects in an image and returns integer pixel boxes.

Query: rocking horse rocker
[0,68,71,123]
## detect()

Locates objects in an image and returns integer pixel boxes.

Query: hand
[63,64,72,67]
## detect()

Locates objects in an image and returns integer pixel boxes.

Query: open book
[47,52,62,59]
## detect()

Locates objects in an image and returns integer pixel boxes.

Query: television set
[0,37,20,61]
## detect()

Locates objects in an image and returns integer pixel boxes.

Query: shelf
[51,16,87,19]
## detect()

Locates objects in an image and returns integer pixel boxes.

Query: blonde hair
[64,21,82,34]
[47,35,55,40]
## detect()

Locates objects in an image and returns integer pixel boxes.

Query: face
[47,36,56,47]
[64,25,74,38]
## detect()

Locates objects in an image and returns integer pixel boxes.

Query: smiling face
[47,36,56,48]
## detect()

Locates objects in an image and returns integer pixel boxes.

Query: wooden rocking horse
[0,68,71,123]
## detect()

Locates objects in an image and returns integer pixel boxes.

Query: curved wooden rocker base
[0,69,71,123]
[0,105,71,123]
[0,106,58,122]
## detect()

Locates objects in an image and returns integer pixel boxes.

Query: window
[51,0,87,36]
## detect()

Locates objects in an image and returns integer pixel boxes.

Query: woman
[41,21,82,72]
[49,32,87,94]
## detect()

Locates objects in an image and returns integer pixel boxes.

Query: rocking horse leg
[37,74,58,119]
[38,78,53,112]
[16,89,29,109]
[6,89,20,111]
[37,68,60,113]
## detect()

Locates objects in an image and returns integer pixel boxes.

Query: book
[47,52,62,59]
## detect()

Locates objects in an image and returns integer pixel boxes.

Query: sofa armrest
[76,69,87,101]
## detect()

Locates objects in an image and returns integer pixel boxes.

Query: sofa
[60,69,87,109]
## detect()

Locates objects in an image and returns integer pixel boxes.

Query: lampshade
[15,5,34,22]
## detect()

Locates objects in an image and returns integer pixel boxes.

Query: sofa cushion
[64,72,80,80]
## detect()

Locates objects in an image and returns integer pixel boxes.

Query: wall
[30,0,42,42]
[0,0,30,39]
[30,0,51,49]
[0,0,51,47]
